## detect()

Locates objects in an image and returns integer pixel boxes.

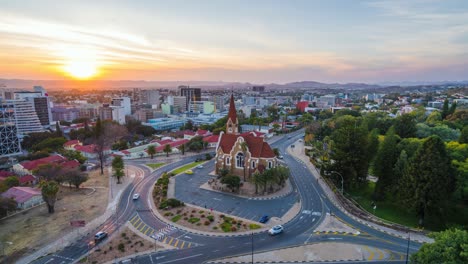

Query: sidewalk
[16,165,140,264]
[287,141,433,244]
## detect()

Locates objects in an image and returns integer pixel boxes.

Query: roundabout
[29,130,425,264]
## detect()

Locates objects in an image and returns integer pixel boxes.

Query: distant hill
[1,78,466,91]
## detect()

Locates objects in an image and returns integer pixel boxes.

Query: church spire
[226,94,238,134]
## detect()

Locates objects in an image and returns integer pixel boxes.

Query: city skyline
[1,0,468,83]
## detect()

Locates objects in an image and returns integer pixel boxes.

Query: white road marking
[159,253,203,264]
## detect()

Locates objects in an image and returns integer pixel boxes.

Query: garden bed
[160,205,263,233]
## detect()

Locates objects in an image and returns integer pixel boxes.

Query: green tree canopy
[112,156,125,184]
[41,180,59,213]
[394,114,417,138]
[373,127,400,200]
[411,229,468,263]
[163,144,172,157]
[329,115,369,189]
[460,126,468,144]
[221,175,241,192]
[147,145,156,159]
[0,197,17,217]
[401,136,455,226]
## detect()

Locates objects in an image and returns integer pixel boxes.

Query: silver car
[268,225,284,235]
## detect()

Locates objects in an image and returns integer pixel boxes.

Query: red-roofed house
[64,140,82,150]
[13,155,68,175]
[183,130,196,140]
[155,139,189,153]
[12,155,80,176]
[0,170,15,181]
[74,144,111,159]
[1,187,43,209]
[183,129,212,140]
[215,95,278,180]
[196,129,212,137]
[203,135,219,148]
[19,175,36,185]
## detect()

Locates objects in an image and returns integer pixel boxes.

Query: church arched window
[236,153,244,168]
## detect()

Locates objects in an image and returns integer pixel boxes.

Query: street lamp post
[405,232,411,264]
[331,171,344,194]
[251,232,254,264]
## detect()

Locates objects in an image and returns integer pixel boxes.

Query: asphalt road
[29,131,422,264]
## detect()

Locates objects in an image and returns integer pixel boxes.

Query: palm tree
[147,145,156,159]
[240,142,248,181]
[163,144,172,157]
[40,181,59,213]
[178,144,185,155]
[112,156,125,184]
[251,172,262,194]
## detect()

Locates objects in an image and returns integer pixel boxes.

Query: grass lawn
[346,182,419,228]
[170,161,205,175]
[146,162,165,169]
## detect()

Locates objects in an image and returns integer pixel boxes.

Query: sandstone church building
[215,95,277,180]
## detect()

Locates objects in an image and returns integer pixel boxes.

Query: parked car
[185,170,194,175]
[287,136,292,139]
[259,215,269,223]
[94,231,108,242]
[197,165,204,169]
[133,193,140,200]
[278,155,284,159]
[268,225,284,235]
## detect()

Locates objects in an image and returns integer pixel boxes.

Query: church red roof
[227,94,237,122]
[218,133,275,158]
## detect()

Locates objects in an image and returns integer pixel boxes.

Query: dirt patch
[86,227,162,264]
[160,205,264,233]
[0,168,109,262]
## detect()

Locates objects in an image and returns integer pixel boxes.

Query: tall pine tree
[401,136,454,226]
[329,116,369,190]
[373,126,399,200]
[441,99,449,119]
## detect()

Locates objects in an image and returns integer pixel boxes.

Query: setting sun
[63,61,99,79]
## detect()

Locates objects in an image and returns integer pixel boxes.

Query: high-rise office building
[167,95,187,113]
[112,97,131,116]
[141,90,160,108]
[0,101,22,157]
[9,99,44,135]
[179,86,201,111]
[98,104,113,120]
[14,86,52,127]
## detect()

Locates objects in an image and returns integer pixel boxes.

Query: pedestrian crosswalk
[313,230,362,236]
[129,214,194,249]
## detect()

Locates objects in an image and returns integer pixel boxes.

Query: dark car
[259,215,269,223]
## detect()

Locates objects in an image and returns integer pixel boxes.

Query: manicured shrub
[118,243,125,252]
[207,215,214,222]
[188,217,200,224]
[249,224,261,230]
[204,220,210,225]
[171,215,182,222]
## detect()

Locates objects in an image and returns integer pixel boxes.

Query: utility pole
[405,232,410,264]
[332,171,344,194]
[251,232,254,264]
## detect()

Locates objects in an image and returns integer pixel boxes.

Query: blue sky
[0,0,467,83]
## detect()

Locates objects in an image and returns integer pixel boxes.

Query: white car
[197,165,204,169]
[133,193,140,200]
[268,225,284,235]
